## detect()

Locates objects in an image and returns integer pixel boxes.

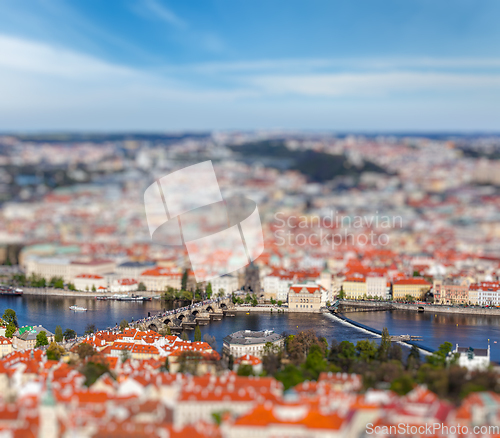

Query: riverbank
[326,310,433,356]
[234,306,288,313]
[20,287,161,298]
[341,300,500,316]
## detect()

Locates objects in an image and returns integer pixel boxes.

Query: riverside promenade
[19,287,160,298]
[339,300,500,317]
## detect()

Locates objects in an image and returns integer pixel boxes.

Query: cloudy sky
[0,0,499,131]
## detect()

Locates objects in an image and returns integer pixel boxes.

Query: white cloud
[0,34,499,130]
[136,0,187,29]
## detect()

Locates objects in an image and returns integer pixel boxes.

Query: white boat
[69,305,87,312]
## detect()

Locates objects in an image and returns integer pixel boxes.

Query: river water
[1,295,499,361]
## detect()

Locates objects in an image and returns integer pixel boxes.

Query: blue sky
[0,0,499,131]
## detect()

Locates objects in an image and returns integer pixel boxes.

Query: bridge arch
[163,318,171,325]
[178,314,185,321]
[192,309,199,316]
[206,306,214,312]
[220,302,228,309]
[148,323,159,332]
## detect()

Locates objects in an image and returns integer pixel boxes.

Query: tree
[378,327,391,361]
[63,328,77,340]
[5,323,16,338]
[181,331,189,341]
[46,342,65,361]
[194,325,202,342]
[251,295,258,307]
[203,333,217,351]
[338,290,345,300]
[35,331,49,347]
[206,282,213,299]
[77,343,95,360]
[81,360,110,387]
[138,282,147,291]
[178,350,203,375]
[91,284,96,292]
[275,364,306,390]
[54,326,63,343]
[119,319,129,331]
[166,326,172,336]
[356,340,378,362]
[54,278,64,289]
[277,300,283,307]
[181,269,188,291]
[427,341,454,368]
[236,364,254,376]
[67,283,76,291]
[84,324,96,335]
[120,349,131,363]
[2,309,17,327]
[390,374,415,395]
[302,344,327,380]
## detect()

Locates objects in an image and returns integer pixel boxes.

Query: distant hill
[229,140,388,183]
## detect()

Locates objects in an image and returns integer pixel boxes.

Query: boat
[69,305,87,312]
[0,286,23,296]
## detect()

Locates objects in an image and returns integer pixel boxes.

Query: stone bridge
[138,297,236,333]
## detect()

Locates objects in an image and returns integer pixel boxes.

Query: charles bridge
[136,297,236,333]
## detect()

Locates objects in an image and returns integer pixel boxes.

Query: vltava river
[1,295,500,361]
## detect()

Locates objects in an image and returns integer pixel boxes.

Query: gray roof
[15,326,54,341]
[223,330,283,346]
[118,261,156,268]
[457,347,489,357]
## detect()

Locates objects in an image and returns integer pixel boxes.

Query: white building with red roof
[74,274,107,291]
[233,354,263,374]
[288,283,324,312]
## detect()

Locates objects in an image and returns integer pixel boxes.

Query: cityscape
[1,0,500,437]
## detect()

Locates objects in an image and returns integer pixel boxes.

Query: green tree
[181,269,188,291]
[181,331,189,341]
[427,341,454,368]
[138,282,147,291]
[378,327,391,361]
[91,284,96,292]
[67,283,76,291]
[302,344,327,380]
[194,325,202,342]
[54,325,63,342]
[119,319,129,331]
[356,339,378,362]
[54,278,64,289]
[46,342,65,360]
[63,328,77,340]
[275,364,306,390]
[2,309,17,327]
[390,374,415,395]
[81,361,110,386]
[5,323,16,338]
[277,300,283,307]
[166,326,172,335]
[338,290,345,300]
[237,364,254,376]
[251,295,258,307]
[206,282,213,299]
[35,331,49,347]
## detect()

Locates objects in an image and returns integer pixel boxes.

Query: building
[233,354,263,374]
[115,261,156,280]
[13,326,55,350]
[434,278,470,305]
[262,272,292,302]
[209,274,239,297]
[74,274,107,292]
[0,336,12,357]
[342,275,366,300]
[392,278,431,301]
[288,283,324,312]
[452,344,490,371]
[109,278,138,293]
[342,273,388,300]
[468,282,500,306]
[25,256,116,283]
[223,330,284,359]
[139,266,182,291]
